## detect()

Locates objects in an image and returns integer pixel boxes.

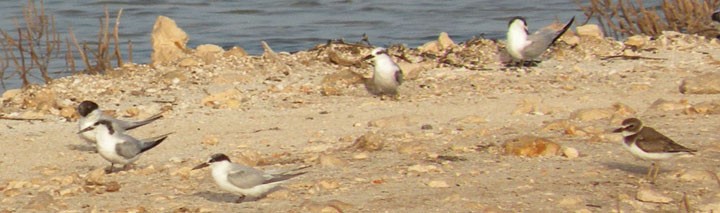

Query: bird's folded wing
[115,139,141,159]
[227,165,267,189]
[636,127,695,153]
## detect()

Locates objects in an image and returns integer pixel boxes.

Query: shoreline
[2,21,720,211]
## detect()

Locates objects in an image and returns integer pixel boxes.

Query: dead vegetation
[0,0,130,89]
[576,0,720,39]
[0,0,60,88]
[69,7,127,75]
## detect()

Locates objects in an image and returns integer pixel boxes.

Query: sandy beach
[2,23,720,212]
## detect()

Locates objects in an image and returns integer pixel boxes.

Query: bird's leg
[645,162,659,184]
[235,194,246,203]
[391,94,401,101]
[528,60,541,67]
[651,163,661,183]
[106,163,115,174]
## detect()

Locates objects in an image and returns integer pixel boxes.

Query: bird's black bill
[612,128,624,133]
[363,54,375,61]
[192,162,209,170]
[77,126,94,134]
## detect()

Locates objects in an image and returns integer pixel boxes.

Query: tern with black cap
[77,100,163,146]
[363,47,403,98]
[78,119,171,173]
[505,16,575,66]
[193,153,309,202]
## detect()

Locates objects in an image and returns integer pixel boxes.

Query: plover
[613,118,696,182]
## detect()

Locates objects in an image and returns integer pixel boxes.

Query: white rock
[427,180,450,188]
[557,197,583,208]
[562,147,579,159]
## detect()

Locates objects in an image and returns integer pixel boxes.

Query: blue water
[0,0,587,92]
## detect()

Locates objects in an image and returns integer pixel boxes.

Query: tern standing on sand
[193,153,309,202]
[505,16,575,65]
[77,100,163,145]
[363,47,403,98]
[78,119,170,173]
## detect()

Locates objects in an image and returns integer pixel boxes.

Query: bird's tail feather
[139,132,172,153]
[550,16,575,46]
[126,112,164,130]
[263,172,307,185]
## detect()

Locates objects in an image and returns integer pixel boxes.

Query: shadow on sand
[601,161,655,176]
[193,191,243,203]
[66,144,97,152]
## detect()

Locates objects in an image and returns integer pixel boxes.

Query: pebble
[352,152,368,160]
[318,154,347,168]
[85,168,106,185]
[624,35,647,48]
[503,135,561,157]
[3,189,21,197]
[301,199,353,213]
[427,180,450,188]
[58,186,83,196]
[201,88,242,109]
[320,70,364,96]
[688,100,720,115]
[105,181,121,192]
[562,147,579,159]
[418,32,456,53]
[200,135,219,146]
[6,180,31,189]
[170,167,193,180]
[317,179,340,190]
[368,115,416,128]
[24,192,54,211]
[408,164,441,173]
[1,89,21,101]
[168,157,184,164]
[450,115,486,126]
[222,46,248,58]
[576,24,604,39]
[569,108,614,122]
[350,132,384,151]
[557,197,583,208]
[636,188,673,203]
[679,73,720,94]
[675,170,716,182]
[648,98,689,112]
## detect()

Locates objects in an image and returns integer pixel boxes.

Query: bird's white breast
[79,111,102,143]
[96,130,137,165]
[211,162,244,192]
[506,24,531,60]
[373,56,400,86]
